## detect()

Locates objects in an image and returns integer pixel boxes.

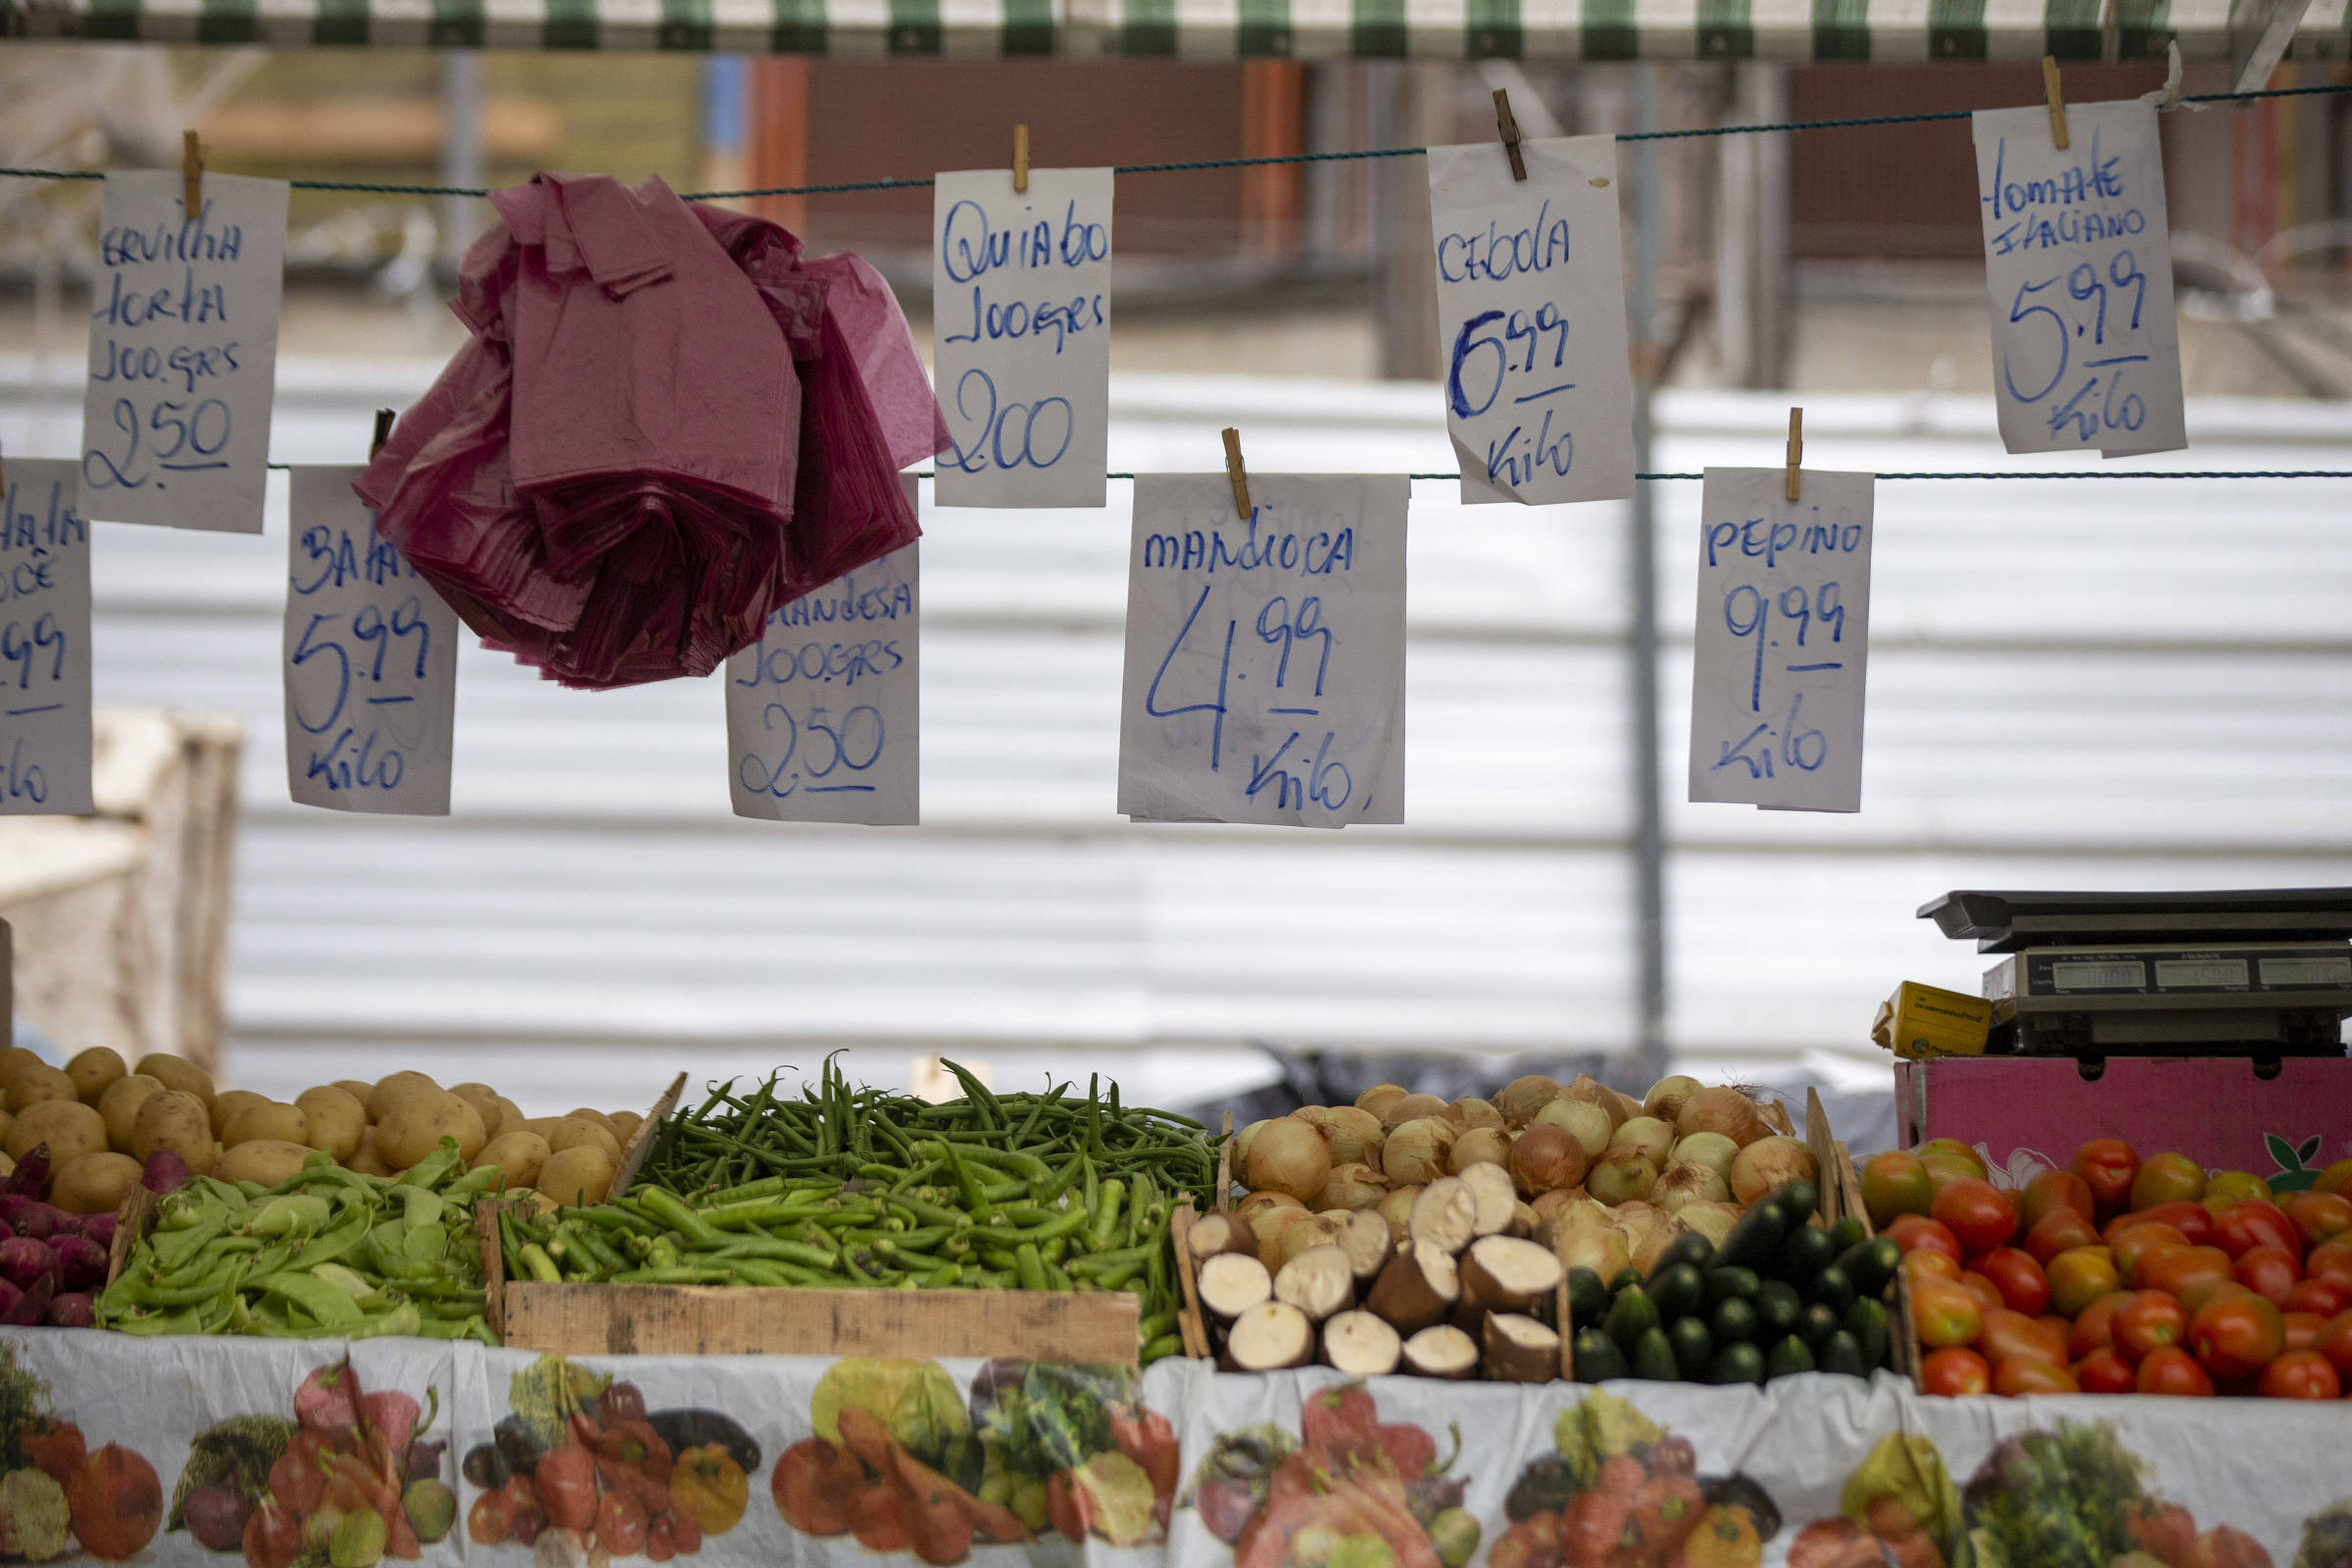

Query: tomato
[1886,1214,1963,1264]
[2135,1346,2216,1396]
[2072,1138,2140,1216]
[1977,1248,2049,1316]
[1923,1152,1988,1200]
[1979,1307,2063,1365]
[2307,1241,2352,1290]
[2283,1310,2326,1352]
[2189,1294,2285,1381]
[2024,1207,2103,1266]
[2208,1169,2274,1205]
[2318,1159,2352,1196]
[2045,1246,2122,1317]
[1931,1178,2017,1255]
[2284,1191,2352,1250]
[2180,1276,2256,1319]
[1917,1139,1988,1178]
[1910,1277,1984,1349]
[1992,1356,2079,1396]
[2131,1503,2199,1566]
[1920,1346,1991,1396]
[2140,1245,2233,1300]
[2258,1348,2341,1399]
[2283,1278,2351,1319]
[2314,1310,2352,1378]
[2231,1244,2301,1306]
[2110,1222,2189,1286]
[1957,1271,2006,1313]
[2111,1290,2188,1362]
[2073,1347,2137,1394]
[2067,1292,2132,1359]
[1860,1152,1935,1229]
[2210,1200,2300,1260]
[2116,1200,2213,1248]
[2019,1169,2096,1233]
[1901,1250,1961,1285]
[2131,1152,2207,1210]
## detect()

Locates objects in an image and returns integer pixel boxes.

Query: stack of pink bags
[358,173,947,689]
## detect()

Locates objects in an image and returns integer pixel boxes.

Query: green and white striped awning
[1,0,2345,60]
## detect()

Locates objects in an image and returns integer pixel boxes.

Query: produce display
[0,1047,643,1208]
[499,1059,1216,1363]
[1493,1391,1779,1568]
[1864,1136,2352,1398]
[0,1146,122,1329]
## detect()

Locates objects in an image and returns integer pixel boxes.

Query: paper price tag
[726,477,919,825]
[1688,467,1874,814]
[1427,134,1636,507]
[932,168,1112,510]
[1119,475,1407,829]
[284,468,460,815]
[0,462,92,816]
[81,172,287,534]
[1974,100,2185,458]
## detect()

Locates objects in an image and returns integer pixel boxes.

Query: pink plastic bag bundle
[358,172,947,690]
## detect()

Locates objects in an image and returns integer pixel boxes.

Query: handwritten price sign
[1688,467,1874,814]
[932,168,1112,509]
[284,468,459,815]
[1118,475,1406,829]
[0,462,92,816]
[1973,100,2185,458]
[80,172,286,533]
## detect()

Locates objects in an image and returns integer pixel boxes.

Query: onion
[1730,1135,1818,1205]
[1379,1093,1449,1132]
[1642,1075,1704,1127]
[1586,1150,1657,1206]
[1609,1090,1645,1125]
[1239,1189,1304,1219]
[1626,1220,1679,1275]
[1506,1125,1588,1198]
[1376,1184,1423,1231]
[1678,1086,1765,1149]
[1246,1117,1334,1201]
[1447,1127,1510,1173]
[1533,1099,1614,1160]
[1449,1098,1504,1132]
[1381,1117,1456,1187]
[1250,1203,1312,1251]
[1675,1201,1741,1247]
[1562,1074,1627,1133]
[1494,1074,1562,1128]
[1652,1161,1732,1213]
[1665,1131,1740,1185]
[1312,1162,1389,1212]
[1550,1225,1630,1281]
[1295,1105,1385,1167]
[1354,1084,1409,1122]
[1606,1116,1676,1170]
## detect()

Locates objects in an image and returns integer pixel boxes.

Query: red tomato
[2136,1346,2216,1396]
[2140,1245,2233,1300]
[2046,1247,2122,1317]
[1992,1356,2079,1396]
[2131,1152,2207,1210]
[2074,1347,2137,1394]
[1923,1152,1988,1200]
[1901,1250,1962,1284]
[1886,1214,1963,1264]
[1921,1346,1991,1396]
[2211,1200,2301,1260]
[1957,1271,2006,1313]
[2231,1245,2302,1307]
[2283,1310,2326,1352]
[2307,1241,2352,1290]
[2184,1527,2280,1568]
[1860,1151,1936,1229]
[2285,1192,2352,1250]
[2019,1169,2096,1233]
[1978,1248,2050,1316]
[1911,1277,1984,1349]
[2110,1222,2190,1286]
[2068,1292,2132,1359]
[2180,1277,2258,1320]
[2258,1348,2341,1399]
[2189,1294,2285,1381]
[2072,1138,2140,1216]
[1932,1178,2020,1257]
[2112,1290,2189,1362]
[2314,1310,2352,1380]
[2283,1278,2352,1319]
[1980,1307,2063,1365]
[2024,1208,2103,1267]
[2115,1200,2213,1249]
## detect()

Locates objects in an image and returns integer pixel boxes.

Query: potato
[608,1110,643,1141]
[0,1046,45,1092]
[537,1145,615,1206]
[333,1080,376,1111]
[448,1082,501,1129]
[368,1071,442,1122]
[488,1097,526,1139]
[564,1107,617,1136]
[7,1099,108,1166]
[523,1117,561,1141]
[65,1047,128,1105]
[376,1090,485,1169]
[295,1087,367,1162]
[51,1151,142,1215]
[8,1065,78,1115]
[99,1074,165,1152]
[219,1139,316,1186]
[209,1089,270,1139]
[0,1109,10,1148]
[223,1102,311,1149]
[349,1127,391,1177]
[546,1116,621,1164]
[132,1089,218,1174]
[0,1152,14,1180]
[135,1054,216,1105]
[472,1131,551,1189]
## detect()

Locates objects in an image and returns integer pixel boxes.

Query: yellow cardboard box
[1871,981,1992,1059]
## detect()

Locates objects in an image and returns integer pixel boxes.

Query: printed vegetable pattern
[0,1337,167,1562]
[1492,1392,1778,1568]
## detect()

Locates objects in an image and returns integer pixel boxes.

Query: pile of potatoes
[0,1045,644,1215]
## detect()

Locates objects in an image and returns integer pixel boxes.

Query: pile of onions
[1533,1099,1614,1159]
[1607,1116,1675,1169]
[1652,1161,1732,1212]
[1494,1074,1562,1127]
[1447,1127,1510,1173]
[1381,1117,1456,1186]
[1641,1074,1703,1126]
[1586,1148,1657,1205]
[1676,1085,1765,1148]
[1245,1116,1334,1200]
[1506,1125,1587,1197]
[1314,1163,1388,1212]
[1379,1093,1449,1132]
[1294,1104,1384,1166]
[1355,1084,1409,1123]
[1665,1131,1740,1184]
[1730,1135,1818,1203]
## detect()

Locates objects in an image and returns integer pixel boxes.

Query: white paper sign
[1427,135,1636,507]
[1688,467,1874,813]
[932,168,1112,509]
[727,477,919,825]
[1974,100,2185,457]
[80,172,287,534]
[1119,475,1406,828]
[0,462,92,816]
[284,467,459,815]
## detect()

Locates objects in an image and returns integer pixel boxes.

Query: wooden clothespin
[1012,124,1030,195]
[181,129,205,218]
[1785,408,1803,503]
[1221,427,1251,519]
[2040,56,2070,150]
[1493,88,1527,181]
[369,410,395,460]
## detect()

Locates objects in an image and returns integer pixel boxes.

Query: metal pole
[438,52,485,286]
[1627,66,1669,1088]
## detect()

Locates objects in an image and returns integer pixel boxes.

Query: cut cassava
[1400,1323,1480,1379]
[1364,1239,1460,1334]
[1482,1312,1561,1384]
[1335,1209,1394,1282]
[1459,1235,1565,1315]
[1273,1244,1355,1322]
[1322,1309,1403,1376]
[1406,1176,1478,1257]
[1225,1300,1316,1370]
[1457,1160,1521,1239]
[1198,1252,1275,1321]
[1185,1210,1258,1263]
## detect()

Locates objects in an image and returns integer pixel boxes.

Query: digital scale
[1918,888,2352,1056]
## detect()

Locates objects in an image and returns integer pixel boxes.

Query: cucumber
[1712,1197,1788,1274]
[1835,1238,1901,1299]
[1649,1229,1715,1279]
[1800,1302,1841,1347]
[1828,1214,1869,1254]
[1573,1328,1628,1383]
[1756,1280,1802,1340]
[1764,1334,1816,1380]
[1778,1177,1820,1225]
[1806,1263,1856,1317]
[1702,1266,1761,1307]
[1778,1223,1838,1287]
[1567,1267,1609,1329]
[1844,1298,1890,1371]
[1648,1262,1704,1322]
[1608,1266,1643,1295]
[1709,1341,1765,1386]
[1604,1284,1660,1352]
[1710,1297,1760,1347]
[1631,1325,1680,1381]
[1669,1316,1714,1381]
[1821,1330,1868,1378]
